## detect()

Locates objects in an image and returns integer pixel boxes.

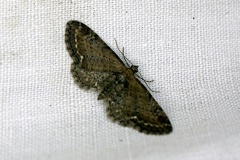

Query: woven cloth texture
[0,1,240,160]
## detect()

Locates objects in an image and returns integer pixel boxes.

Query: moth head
[130,65,139,73]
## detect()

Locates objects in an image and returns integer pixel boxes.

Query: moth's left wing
[65,21,126,73]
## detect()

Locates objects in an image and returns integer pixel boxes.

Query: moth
[65,20,172,134]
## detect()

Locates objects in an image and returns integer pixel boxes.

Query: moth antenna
[114,39,158,93]
[114,38,134,67]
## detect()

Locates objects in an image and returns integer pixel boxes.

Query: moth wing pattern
[106,75,172,134]
[65,21,126,71]
[65,20,172,134]
[65,21,126,89]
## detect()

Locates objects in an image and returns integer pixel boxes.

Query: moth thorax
[130,65,139,73]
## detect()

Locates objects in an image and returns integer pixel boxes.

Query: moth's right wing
[107,75,172,134]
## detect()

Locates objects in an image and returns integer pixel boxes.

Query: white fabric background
[0,1,240,160]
